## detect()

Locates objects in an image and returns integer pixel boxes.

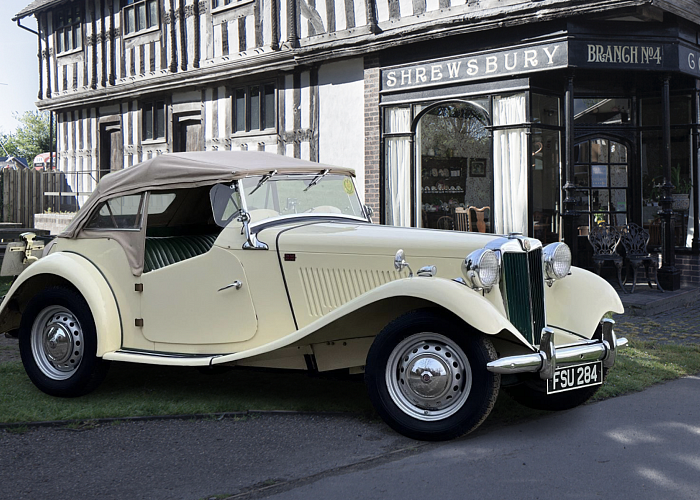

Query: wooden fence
[0,170,78,227]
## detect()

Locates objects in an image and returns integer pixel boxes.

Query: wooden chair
[619,223,664,293]
[468,206,490,233]
[588,224,627,293]
[453,207,470,231]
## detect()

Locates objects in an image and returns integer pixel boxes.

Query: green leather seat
[144,234,218,272]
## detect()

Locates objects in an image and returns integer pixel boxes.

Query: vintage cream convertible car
[0,151,626,440]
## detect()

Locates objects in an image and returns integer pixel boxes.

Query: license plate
[547,361,603,394]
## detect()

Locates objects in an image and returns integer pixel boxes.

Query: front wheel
[19,287,110,397]
[365,311,500,441]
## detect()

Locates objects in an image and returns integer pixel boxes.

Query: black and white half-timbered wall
[14,0,700,289]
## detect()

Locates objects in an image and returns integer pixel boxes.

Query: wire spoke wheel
[386,333,472,422]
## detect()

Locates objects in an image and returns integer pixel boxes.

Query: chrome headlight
[543,242,571,281]
[462,249,500,291]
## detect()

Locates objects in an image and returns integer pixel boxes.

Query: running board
[103,350,229,367]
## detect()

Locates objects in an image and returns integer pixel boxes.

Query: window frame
[121,0,160,38]
[54,2,83,55]
[141,100,167,142]
[232,83,277,136]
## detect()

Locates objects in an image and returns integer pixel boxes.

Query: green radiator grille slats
[502,248,546,345]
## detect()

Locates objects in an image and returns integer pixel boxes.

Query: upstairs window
[55,3,83,54]
[142,100,166,141]
[233,83,276,134]
[212,0,237,8]
[122,0,159,36]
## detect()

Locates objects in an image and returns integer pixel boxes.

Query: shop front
[378,21,700,289]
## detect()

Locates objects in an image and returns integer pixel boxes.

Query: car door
[139,245,258,346]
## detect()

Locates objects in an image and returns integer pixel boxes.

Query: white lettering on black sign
[586,44,662,65]
[382,42,568,91]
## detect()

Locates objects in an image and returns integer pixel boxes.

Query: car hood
[260,220,502,259]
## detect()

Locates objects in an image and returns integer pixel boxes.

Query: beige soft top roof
[61,151,354,238]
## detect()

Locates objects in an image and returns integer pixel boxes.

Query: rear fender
[0,252,122,357]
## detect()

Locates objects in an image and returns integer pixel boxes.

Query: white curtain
[493,94,528,235]
[385,108,412,227]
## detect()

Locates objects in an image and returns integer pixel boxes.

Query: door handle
[218,280,242,292]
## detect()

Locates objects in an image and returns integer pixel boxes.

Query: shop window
[384,107,412,227]
[574,98,631,126]
[54,3,82,54]
[121,0,159,36]
[531,129,561,244]
[532,94,560,127]
[142,100,166,141]
[233,84,276,134]
[573,138,628,230]
[417,101,492,231]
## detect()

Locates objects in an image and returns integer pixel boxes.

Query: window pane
[74,25,81,49]
[611,165,627,188]
[574,98,630,125]
[591,139,608,163]
[57,30,64,53]
[144,105,153,140]
[591,189,609,212]
[137,3,146,31]
[611,189,627,212]
[492,93,526,127]
[263,84,275,130]
[66,28,72,51]
[126,7,135,33]
[86,195,144,229]
[574,141,589,163]
[250,86,260,130]
[591,164,608,188]
[235,89,246,132]
[148,193,177,214]
[148,0,157,28]
[574,164,589,187]
[532,94,559,126]
[155,101,165,139]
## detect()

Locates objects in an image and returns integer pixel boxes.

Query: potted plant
[671,165,692,210]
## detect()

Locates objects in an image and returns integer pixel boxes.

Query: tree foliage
[0,111,54,162]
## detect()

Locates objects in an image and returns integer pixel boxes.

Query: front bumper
[487,318,627,380]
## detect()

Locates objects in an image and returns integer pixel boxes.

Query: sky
[0,0,39,136]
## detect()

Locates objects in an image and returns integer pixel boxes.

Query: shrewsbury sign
[382,39,688,92]
[381,42,568,91]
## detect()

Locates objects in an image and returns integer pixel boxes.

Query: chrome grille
[501,247,546,345]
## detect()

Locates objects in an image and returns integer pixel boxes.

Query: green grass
[0,338,699,426]
[0,277,13,297]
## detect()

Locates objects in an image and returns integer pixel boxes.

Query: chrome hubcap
[386,333,472,422]
[31,306,84,380]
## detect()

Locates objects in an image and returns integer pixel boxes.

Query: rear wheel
[19,287,110,397]
[365,310,500,441]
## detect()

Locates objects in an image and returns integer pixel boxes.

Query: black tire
[504,368,607,412]
[19,287,110,397]
[365,310,500,441]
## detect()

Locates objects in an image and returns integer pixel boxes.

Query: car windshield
[210,173,364,227]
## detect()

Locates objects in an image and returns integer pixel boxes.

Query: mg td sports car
[0,151,626,441]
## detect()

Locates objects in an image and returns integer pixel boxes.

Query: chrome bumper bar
[487,319,627,380]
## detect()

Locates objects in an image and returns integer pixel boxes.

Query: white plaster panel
[205,88,214,142]
[300,10,309,39]
[376,0,389,23]
[426,0,440,12]
[285,75,295,131]
[280,0,287,43]
[398,0,413,18]
[451,0,467,5]
[230,20,239,54]
[301,71,310,129]
[285,143,294,157]
[218,86,228,141]
[265,143,278,153]
[317,58,365,201]
[246,16,255,50]
[335,0,347,31]
[316,0,328,33]
[262,0,271,46]
[355,0,367,28]
[301,141,310,161]
[213,23,221,58]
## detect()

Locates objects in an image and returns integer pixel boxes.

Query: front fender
[545,266,624,338]
[211,277,532,365]
[0,252,122,357]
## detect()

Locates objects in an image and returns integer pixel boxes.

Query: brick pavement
[613,303,700,346]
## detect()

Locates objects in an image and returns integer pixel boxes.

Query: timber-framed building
[13,0,700,289]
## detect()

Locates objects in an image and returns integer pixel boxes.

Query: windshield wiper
[304,169,330,191]
[249,170,277,195]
